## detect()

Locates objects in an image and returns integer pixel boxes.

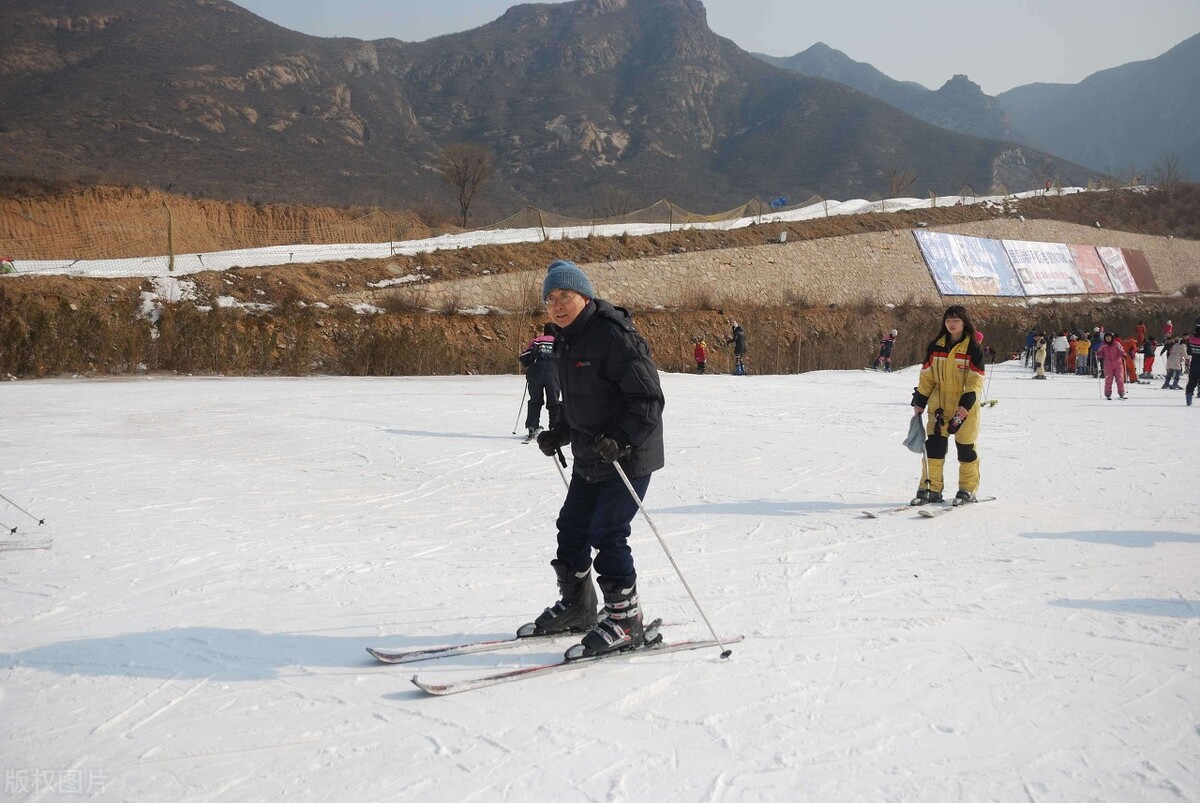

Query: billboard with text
[1096,246,1139,293]
[1002,240,1087,296]
[912,229,1155,298]
[913,230,1024,296]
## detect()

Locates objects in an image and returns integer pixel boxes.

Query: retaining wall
[387,221,1200,310]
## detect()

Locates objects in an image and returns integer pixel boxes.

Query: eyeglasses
[544,292,579,307]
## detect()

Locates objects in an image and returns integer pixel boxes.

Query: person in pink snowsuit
[1095,332,1128,400]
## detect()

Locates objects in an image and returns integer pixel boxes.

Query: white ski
[411,633,744,695]
[917,496,997,518]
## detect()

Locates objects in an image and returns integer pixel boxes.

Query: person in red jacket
[1140,337,1158,379]
[693,338,707,374]
[1123,336,1140,385]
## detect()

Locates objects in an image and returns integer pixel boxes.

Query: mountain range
[0,0,1118,218]
[759,33,1200,182]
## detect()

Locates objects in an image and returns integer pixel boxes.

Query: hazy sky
[234,0,1200,95]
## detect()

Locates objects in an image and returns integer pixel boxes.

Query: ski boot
[952,490,976,507]
[524,425,543,443]
[565,578,655,660]
[910,489,943,506]
[516,559,598,638]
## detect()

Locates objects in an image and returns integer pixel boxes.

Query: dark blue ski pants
[555,472,651,586]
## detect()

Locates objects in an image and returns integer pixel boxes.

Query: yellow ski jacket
[912,334,986,442]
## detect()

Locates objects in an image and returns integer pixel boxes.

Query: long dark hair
[930,304,977,348]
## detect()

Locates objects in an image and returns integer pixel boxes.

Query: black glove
[947,408,968,435]
[594,434,631,464]
[536,429,569,457]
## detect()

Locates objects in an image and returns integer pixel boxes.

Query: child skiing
[694,338,707,374]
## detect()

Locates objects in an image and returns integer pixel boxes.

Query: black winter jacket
[550,299,665,482]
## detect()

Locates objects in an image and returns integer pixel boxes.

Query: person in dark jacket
[727,322,747,375]
[518,322,560,440]
[1185,319,1200,407]
[524,259,666,658]
[874,329,897,371]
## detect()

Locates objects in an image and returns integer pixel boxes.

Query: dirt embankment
[0,182,435,259]
[1,181,1198,378]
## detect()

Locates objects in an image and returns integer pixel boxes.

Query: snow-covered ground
[2,360,1196,801]
[11,188,1084,279]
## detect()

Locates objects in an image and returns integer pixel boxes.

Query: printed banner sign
[1120,248,1157,293]
[1096,246,1139,293]
[913,230,1024,296]
[1002,240,1087,296]
[1066,244,1114,294]
[912,230,1157,297]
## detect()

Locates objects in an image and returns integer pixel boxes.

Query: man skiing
[525,259,666,658]
[518,323,560,441]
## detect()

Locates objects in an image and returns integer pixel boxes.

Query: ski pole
[919,409,943,499]
[511,378,529,435]
[612,461,733,659]
[981,351,995,404]
[551,448,570,491]
[920,443,932,499]
[1,519,15,534]
[0,492,45,526]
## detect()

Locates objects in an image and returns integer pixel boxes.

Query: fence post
[165,204,175,272]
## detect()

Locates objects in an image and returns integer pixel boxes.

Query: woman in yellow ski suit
[910,305,986,505]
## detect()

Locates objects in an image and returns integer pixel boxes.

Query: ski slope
[1,361,1197,800]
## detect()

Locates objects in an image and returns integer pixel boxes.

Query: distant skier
[527,259,666,658]
[1140,337,1158,379]
[1096,332,1128,400]
[874,329,897,371]
[1161,338,1185,390]
[910,305,986,506]
[1033,336,1048,380]
[726,322,747,375]
[1185,319,1200,406]
[694,338,707,374]
[519,323,561,441]
[1073,335,1091,375]
[1052,332,1069,374]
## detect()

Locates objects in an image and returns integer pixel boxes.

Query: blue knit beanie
[542,259,595,302]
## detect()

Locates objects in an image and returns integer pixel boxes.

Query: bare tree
[1032,157,1057,194]
[594,187,638,219]
[438,143,494,228]
[882,167,917,198]
[1151,151,1186,198]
